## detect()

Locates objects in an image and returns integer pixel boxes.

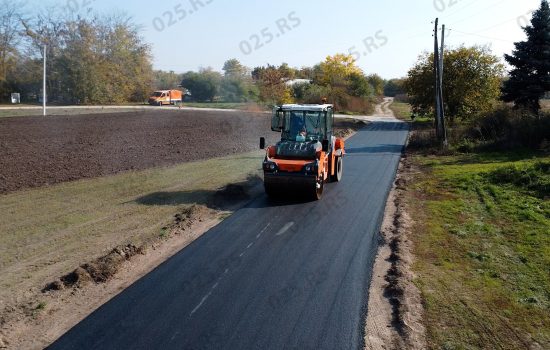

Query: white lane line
[190,281,220,317]
[189,223,274,317]
[257,223,271,239]
[276,222,295,236]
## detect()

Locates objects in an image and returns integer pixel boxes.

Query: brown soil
[0,110,276,194]
[365,152,427,349]
[0,110,358,194]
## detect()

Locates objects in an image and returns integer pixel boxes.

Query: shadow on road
[362,121,409,132]
[346,144,405,154]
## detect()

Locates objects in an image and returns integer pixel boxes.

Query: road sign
[11,93,20,104]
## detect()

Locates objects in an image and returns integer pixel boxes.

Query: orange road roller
[260,104,345,200]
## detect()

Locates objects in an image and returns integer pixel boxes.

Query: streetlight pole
[43,44,47,116]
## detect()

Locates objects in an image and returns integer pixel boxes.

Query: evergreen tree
[502,0,550,113]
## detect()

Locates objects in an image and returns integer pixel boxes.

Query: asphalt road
[49,121,409,350]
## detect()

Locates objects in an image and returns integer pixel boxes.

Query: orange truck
[260,104,345,200]
[148,90,183,106]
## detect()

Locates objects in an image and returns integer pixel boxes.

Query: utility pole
[43,44,47,116]
[439,25,447,146]
[433,18,441,140]
[21,21,48,116]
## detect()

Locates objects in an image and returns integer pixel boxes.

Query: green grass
[0,151,264,305]
[389,101,412,120]
[35,302,47,311]
[408,151,550,349]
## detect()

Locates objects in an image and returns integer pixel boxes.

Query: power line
[440,0,480,19]
[447,28,515,43]
[470,16,522,33]
[447,0,510,26]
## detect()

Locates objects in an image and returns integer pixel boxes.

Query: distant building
[285,79,312,87]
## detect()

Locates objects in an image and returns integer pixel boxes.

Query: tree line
[172,55,388,114]
[1,0,392,110]
[404,0,550,149]
[1,1,152,104]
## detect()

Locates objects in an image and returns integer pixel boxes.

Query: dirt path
[335,97,399,124]
[374,97,395,117]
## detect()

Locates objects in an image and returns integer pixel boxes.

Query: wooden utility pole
[433,18,441,140]
[439,25,447,146]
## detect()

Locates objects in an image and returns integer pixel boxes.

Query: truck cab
[148,90,183,106]
[261,104,345,200]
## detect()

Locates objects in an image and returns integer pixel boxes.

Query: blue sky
[33,0,542,78]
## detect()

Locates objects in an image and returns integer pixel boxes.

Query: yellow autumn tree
[319,54,363,88]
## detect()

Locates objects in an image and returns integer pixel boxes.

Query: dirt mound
[334,119,368,139]
[164,205,212,235]
[42,205,213,293]
[43,244,144,292]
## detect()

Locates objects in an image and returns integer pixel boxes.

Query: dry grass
[0,151,263,309]
[389,101,412,120]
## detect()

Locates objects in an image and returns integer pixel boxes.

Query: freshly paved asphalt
[49,121,409,350]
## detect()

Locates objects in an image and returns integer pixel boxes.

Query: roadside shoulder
[364,153,427,350]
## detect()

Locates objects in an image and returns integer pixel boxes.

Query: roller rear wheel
[312,178,324,200]
[331,156,343,182]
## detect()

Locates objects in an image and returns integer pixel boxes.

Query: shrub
[487,161,550,198]
[475,107,550,149]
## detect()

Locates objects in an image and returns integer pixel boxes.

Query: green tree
[502,0,550,113]
[367,74,385,96]
[21,12,153,104]
[220,78,259,102]
[220,59,257,102]
[384,78,406,97]
[222,58,248,78]
[181,68,222,102]
[295,66,314,79]
[405,46,505,122]
[22,9,71,103]
[252,64,293,105]
[348,72,374,97]
[294,83,330,104]
[153,70,183,90]
[277,63,296,80]
[0,0,24,101]
[103,15,153,102]
[57,15,152,104]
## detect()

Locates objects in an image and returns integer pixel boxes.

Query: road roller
[260,104,345,200]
